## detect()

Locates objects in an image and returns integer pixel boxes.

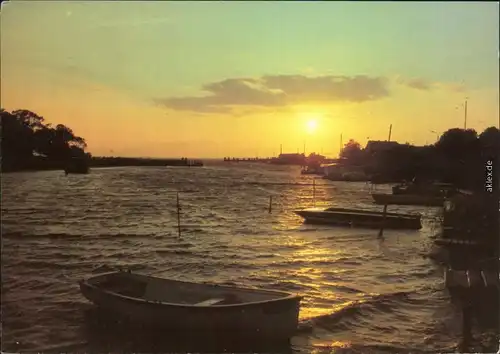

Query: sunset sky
[2,1,499,158]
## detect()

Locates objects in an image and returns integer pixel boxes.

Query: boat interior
[87,272,291,306]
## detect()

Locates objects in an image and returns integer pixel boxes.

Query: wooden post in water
[176,192,181,238]
[460,297,473,352]
[378,204,388,238]
[269,195,272,214]
[313,178,316,207]
[464,99,468,130]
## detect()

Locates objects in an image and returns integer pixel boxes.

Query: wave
[2,166,455,352]
[303,291,413,331]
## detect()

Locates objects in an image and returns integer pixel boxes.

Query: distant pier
[223,157,273,163]
[223,155,339,166]
[90,157,203,168]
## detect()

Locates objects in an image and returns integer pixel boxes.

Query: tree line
[2,107,499,185]
[1,108,90,172]
[340,126,500,190]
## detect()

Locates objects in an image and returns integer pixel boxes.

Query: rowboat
[371,193,445,207]
[294,207,422,230]
[79,271,302,339]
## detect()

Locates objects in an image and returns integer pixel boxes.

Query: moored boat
[392,181,459,197]
[301,164,323,175]
[79,271,302,339]
[294,207,422,230]
[65,157,90,175]
[371,193,445,207]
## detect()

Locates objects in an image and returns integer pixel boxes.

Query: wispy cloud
[403,78,434,91]
[397,77,467,92]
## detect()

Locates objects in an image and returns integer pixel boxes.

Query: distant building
[272,153,306,165]
[322,162,367,180]
[364,140,400,155]
[306,153,326,165]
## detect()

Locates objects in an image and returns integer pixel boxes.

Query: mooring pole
[269,195,272,214]
[378,204,388,238]
[176,192,181,238]
[313,178,316,207]
[460,298,473,352]
[464,99,468,130]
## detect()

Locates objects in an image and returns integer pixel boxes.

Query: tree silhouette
[340,139,365,164]
[478,127,500,156]
[340,127,500,190]
[435,128,479,161]
[1,108,89,172]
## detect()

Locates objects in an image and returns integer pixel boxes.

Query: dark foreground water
[1,163,471,353]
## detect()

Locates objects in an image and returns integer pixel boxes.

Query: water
[2,163,463,353]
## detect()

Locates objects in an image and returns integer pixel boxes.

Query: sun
[306,119,318,134]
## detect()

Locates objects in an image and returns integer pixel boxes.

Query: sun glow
[306,119,318,134]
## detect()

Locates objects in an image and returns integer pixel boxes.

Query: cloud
[404,78,433,91]
[440,82,467,93]
[154,75,391,113]
[155,74,466,114]
[397,77,466,92]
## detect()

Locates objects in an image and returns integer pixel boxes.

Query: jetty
[90,157,203,168]
[435,191,499,352]
[445,268,498,290]
[223,157,273,163]
[224,144,336,167]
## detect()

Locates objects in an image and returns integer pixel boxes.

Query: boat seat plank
[466,270,482,287]
[481,271,498,288]
[195,298,225,306]
[445,270,469,288]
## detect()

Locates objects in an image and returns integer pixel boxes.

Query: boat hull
[80,272,301,339]
[294,208,422,230]
[372,193,444,207]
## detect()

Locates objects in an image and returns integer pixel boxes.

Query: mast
[388,124,392,141]
[339,133,343,157]
[464,99,468,129]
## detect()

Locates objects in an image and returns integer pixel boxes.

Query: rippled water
[2,163,463,353]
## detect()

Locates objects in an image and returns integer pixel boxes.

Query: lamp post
[455,98,468,129]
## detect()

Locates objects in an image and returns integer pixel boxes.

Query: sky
[1,1,499,158]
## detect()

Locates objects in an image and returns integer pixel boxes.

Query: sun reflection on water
[309,340,352,354]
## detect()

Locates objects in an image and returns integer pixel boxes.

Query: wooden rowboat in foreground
[79,271,302,339]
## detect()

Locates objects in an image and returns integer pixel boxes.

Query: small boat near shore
[294,207,422,230]
[79,271,302,339]
[301,165,323,175]
[372,180,460,206]
[392,181,459,197]
[371,193,445,207]
[64,157,90,175]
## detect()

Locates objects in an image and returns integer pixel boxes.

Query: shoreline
[2,156,205,173]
